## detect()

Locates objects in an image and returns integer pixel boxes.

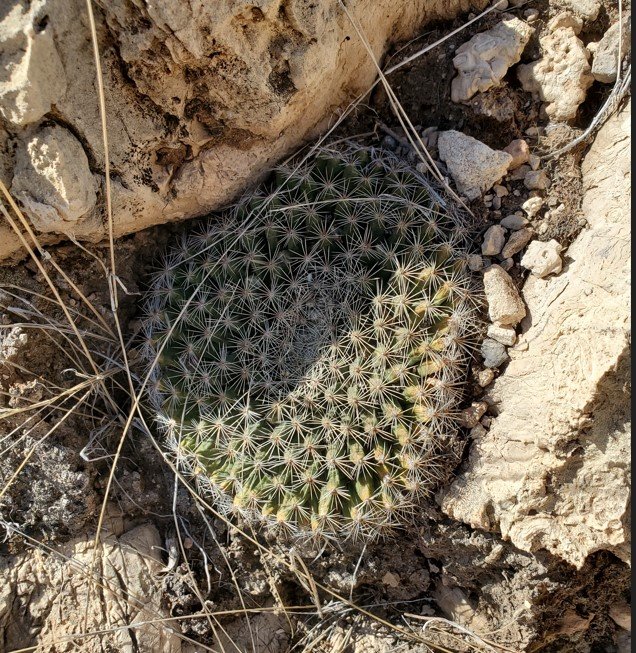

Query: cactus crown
[141,143,477,542]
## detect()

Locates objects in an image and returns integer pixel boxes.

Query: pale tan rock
[521,239,563,277]
[0,524,185,652]
[438,130,512,200]
[524,169,550,190]
[10,124,98,236]
[592,15,631,83]
[503,138,530,169]
[547,11,583,34]
[450,17,534,102]
[0,0,489,263]
[487,324,517,346]
[440,101,631,569]
[517,25,594,122]
[0,3,67,126]
[553,0,600,21]
[483,264,526,326]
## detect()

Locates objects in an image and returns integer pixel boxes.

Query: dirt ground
[0,2,630,652]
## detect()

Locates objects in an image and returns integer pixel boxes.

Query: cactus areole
[141,144,477,541]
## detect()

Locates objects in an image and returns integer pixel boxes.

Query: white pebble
[487,324,517,346]
[520,239,563,277]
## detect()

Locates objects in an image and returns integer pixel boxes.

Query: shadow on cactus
[140,143,479,542]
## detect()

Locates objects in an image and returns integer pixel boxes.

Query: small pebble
[500,214,529,230]
[503,139,530,169]
[537,222,549,235]
[477,368,495,387]
[460,401,489,428]
[521,239,563,277]
[500,257,514,271]
[484,194,494,202]
[524,8,540,22]
[525,126,541,138]
[481,338,509,368]
[487,324,517,346]
[501,227,534,258]
[481,416,493,428]
[482,225,506,256]
[494,184,508,197]
[492,196,502,210]
[522,196,543,217]
[524,169,550,190]
[528,154,541,170]
[468,254,485,272]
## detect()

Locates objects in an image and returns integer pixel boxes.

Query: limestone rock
[483,264,526,326]
[553,0,600,21]
[0,0,490,263]
[503,138,530,169]
[521,239,563,277]
[592,15,631,83]
[451,16,534,102]
[438,130,512,200]
[0,524,185,652]
[440,100,631,569]
[517,23,594,123]
[0,3,67,126]
[10,124,98,236]
[487,324,517,346]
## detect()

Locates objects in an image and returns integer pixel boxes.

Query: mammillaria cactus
[140,143,477,542]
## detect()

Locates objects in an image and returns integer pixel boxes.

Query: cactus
[140,143,477,542]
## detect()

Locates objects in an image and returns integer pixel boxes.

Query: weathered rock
[0,4,67,126]
[10,124,98,236]
[517,23,594,122]
[0,0,490,262]
[524,169,550,190]
[553,0,600,21]
[460,401,489,427]
[481,224,506,255]
[501,227,533,258]
[450,16,534,102]
[500,213,528,230]
[440,100,631,569]
[0,524,184,652]
[548,11,583,34]
[522,196,543,217]
[483,264,526,326]
[487,324,517,346]
[592,14,631,83]
[521,239,563,277]
[503,138,530,169]
[476,367,495,387]
[481,337,509,368]
[438,130,512,200]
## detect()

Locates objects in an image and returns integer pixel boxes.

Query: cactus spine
[141,143,477,542]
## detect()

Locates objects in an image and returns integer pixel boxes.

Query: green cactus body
[141,143,477,542]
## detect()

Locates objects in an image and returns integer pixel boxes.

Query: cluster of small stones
[140,145,477,542]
